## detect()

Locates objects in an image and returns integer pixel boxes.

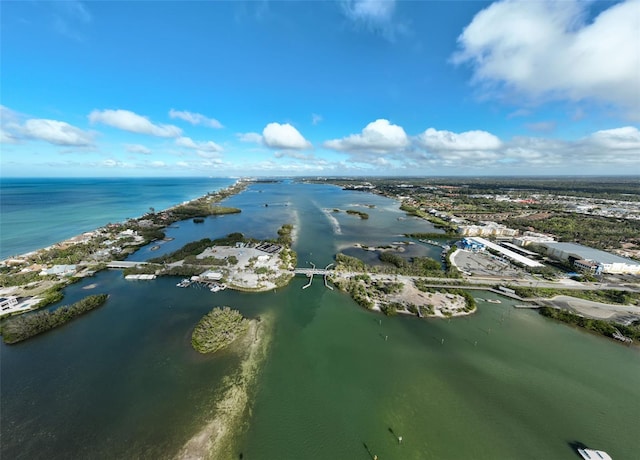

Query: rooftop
[543,242,640,266]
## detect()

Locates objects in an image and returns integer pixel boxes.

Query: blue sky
[1,0,639,177]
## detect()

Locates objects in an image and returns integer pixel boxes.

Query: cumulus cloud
[324,119,409,153]
[89,109,182,137]
[175,136,223,153]
[169,109,223,129]
[586,126,640,150]
[125,144,152,155]
[452,0,640,115]
[417,128,501,151]
[22,119,94,146]
[409,126,640,170]
[262,123,311,150]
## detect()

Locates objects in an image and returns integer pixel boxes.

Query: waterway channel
[1,181,638,459]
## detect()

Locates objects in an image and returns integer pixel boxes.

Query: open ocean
[0,177,234,259]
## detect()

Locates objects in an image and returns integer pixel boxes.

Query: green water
[2,181,638,459]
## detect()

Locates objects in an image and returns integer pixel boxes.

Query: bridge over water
[294,268,332,276]
[294,263,334,289]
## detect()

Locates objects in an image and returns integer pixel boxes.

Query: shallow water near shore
[2,181,639,459]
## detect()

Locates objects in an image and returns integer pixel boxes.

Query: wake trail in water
[321,207,342,235]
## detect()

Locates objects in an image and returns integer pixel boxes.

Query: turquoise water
[1,181,638,459]
[0,177,234,259]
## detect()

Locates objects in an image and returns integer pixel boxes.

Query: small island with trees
[191,307,251,353]
[1,294,109,344]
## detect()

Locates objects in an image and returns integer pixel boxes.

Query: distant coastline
[0,177,236,259]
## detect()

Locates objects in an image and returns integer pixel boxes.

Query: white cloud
[125,144,151,155]
[89,109,182,137]
[409,126,640,170]
[175,136,223,153]
[0,128,19,144]
[586,126,640,150]
[453,0,640,115]
[416,128,502,151]
[22,119,94,146]
[324,119,409,153]
[169,109,223,129]
[150,161,166,168]
[262,123,311,150]
[237,132,263,144]
[341,0,403,40]
[312,113,323,125]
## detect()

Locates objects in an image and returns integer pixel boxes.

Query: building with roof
[457,222,518,237]
[469,237,544,268]
[459,238,485,252]
[538,242,640,275]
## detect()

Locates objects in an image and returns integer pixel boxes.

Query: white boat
[176,279,191,288]
[578,448,613,460]
[210,283,227,293]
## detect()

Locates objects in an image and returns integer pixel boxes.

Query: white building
[458,222,518,237]
[39,265,77,276]
[539,242,640,275]
[0,296,18,312]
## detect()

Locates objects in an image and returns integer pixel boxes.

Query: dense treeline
[191,307,249,353]
[539,306,640,342]
[277,224,294,246]
[505,214,640,250]
[1,294,108,344]
[336,252,448,277]
[149,238,214,264]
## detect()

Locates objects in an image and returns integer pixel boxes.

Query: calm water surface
[2,181,638,459]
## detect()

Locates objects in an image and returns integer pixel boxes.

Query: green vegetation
[400,204,457,232]
[191,307,250,353]
[335,253,366,271]
[170,201,241,221]
[378,252,445,277]
[212,232,250,246]
[277,224,294,246]
[443,245,461,278]
[0,271,52,287]
[413,281,477,312]
[346,209,369,219]
[1,294,108,344]
[405,232,451,239]
[539,306,640,342]
[510,287,640,306]
[34,285,65,308]
[505,214,640,250]
[149,238,215,264]
[335,251,447,277]
[123,264,162,276]
[332,275,374,309]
